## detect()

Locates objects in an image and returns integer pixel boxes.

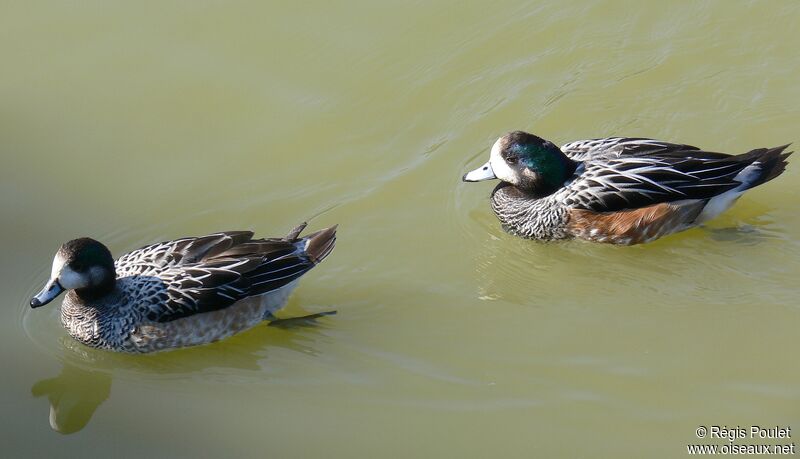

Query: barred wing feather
[115,231,255,277]
[562,152,760,212]
[149,245,315,323]
[114,231,322,323]
[561,137,703,161]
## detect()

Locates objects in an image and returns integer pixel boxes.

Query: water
[2,1,799,457]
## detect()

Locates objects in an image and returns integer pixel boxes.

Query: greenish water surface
[2,1,799,457]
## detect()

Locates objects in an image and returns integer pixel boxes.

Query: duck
[30,223,337,353]
[463,131,792,244]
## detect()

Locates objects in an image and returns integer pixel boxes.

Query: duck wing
[117,225,337,323]
[115,231,255,278]
[562,146,791,212]
[561,137,705,161]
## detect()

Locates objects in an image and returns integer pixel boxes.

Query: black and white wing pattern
[151,242,315,322]
[561,137,705,161]
[115,231,255,278]
[560,148,772,212]
[116,228,336,323]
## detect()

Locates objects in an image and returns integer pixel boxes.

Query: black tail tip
[755,144,793,186]
[304,225,338,263]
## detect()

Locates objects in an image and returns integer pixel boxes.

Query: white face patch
[52,251,91,290]
[50,253,66,280]
[489,137,519,185]
[58,265,90,290]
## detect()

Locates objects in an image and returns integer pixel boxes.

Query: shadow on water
[29,315,333,434]
[702,214,785,245]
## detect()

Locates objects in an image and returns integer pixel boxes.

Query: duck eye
[506,155,518,164]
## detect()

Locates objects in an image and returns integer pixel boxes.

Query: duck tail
[300,224,338,264]
[284,222,308,241]
[741,144,793,189]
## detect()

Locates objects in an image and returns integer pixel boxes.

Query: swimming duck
[463,131,791,244]
[30,223,337,353]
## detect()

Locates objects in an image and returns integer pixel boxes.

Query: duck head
[463,131,577,196]
[30,238,116,308]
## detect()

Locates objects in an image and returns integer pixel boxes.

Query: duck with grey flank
[30,223,337,353]
[463,131,792,244]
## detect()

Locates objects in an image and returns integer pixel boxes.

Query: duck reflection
[30,311,332,434]
[31,363,111,434]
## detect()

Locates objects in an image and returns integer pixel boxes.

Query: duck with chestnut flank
[463,131,791,244]
[30,223,337,353]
